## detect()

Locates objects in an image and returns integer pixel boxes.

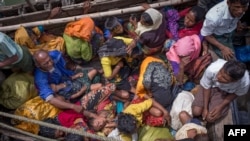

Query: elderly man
[201,0,249,61]
[33,49,85,113]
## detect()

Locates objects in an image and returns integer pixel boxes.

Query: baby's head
[87,116,107,132]
[184,6,205,28]
[39,118,65,139]
[117,113,137,135]
[105,16,124,34]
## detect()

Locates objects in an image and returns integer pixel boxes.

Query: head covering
[98,38,127,58]
[104,16,121,31]
[39,117,60,138]
[166,34,201,64]
[175,123,207,140]
[32,25,44,37]
[135,8,163,36]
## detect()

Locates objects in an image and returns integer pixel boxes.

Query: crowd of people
[0,0,250,141]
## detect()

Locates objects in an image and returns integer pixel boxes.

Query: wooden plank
[0,0,145,26]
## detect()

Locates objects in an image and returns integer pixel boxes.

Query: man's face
[36,53,54,72]
[216,69,234,83]
[228,1,249,18]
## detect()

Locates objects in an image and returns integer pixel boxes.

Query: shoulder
[205,2,227,22]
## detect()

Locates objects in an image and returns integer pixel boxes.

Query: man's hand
[48,7,62,19]
[71,104,83,113]
[221,47,235,61]
[206,105,223,122]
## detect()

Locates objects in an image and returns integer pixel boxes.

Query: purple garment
[170,61,180,76]
[165,8,180,41]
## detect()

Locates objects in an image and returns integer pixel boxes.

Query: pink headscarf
[166,34,201,63]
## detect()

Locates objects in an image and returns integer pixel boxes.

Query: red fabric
[96,99,112,112]
[131,98,165,127]
[178,7,191,18]
[178,21,203,38]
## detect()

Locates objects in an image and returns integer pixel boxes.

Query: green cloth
[138,125,174,141]
[63,33,92,62]
[0,72,38,109]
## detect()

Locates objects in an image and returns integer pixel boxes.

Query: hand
[221,47,235,61]
[48,7,62,19]
[202,109,208,121]
[163,111,171,126]
[72,104,83,113]
[237,21,247,33]
[141,3,151,10]
[126,40,136,55]
[117,61,124,68]
[206,105,223,122]
[83,0,91,14]
[77,72,84,78]
[179,56,190,69]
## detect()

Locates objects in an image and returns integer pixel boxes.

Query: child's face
[216,69,235,83]
[55,130,66,138]
[113,24,124,34]
[184,11,196,28]
[92,116,107,131]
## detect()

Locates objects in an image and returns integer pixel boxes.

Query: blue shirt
[34,50,74,101]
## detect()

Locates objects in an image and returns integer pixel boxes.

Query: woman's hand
[221,47,235,61]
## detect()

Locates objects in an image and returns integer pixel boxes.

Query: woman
[166,34,201,84]
[165,6,206,41]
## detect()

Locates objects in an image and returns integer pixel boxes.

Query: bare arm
[0,54,18,68]
[204,35,234,60]
[202,87,211,120]
[70,85,87,99]
[107,61,123,80]
[48,97,83,113]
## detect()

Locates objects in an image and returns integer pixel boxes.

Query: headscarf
[135,8,163,36]
[98,38,127,58]
[166,34,201,64]
[39,117,61,138]
[175,123,207,140]
[32,25,44,38]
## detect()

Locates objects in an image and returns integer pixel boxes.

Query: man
[0,32,34,73]
[33,49,83,113]
[201,0,249,61]
[192,59,249,123]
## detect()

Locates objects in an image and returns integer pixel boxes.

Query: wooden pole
[0,0,194,32]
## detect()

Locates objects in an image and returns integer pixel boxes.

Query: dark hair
[86,117,95,130]
[105,16,120,31]
[194,134,210,141]
[189,6,206,22]
[223,60,246,81]
[39,118,61,138]
[117,113,137,134]
[141,12,154,26]
[65,133,84,141]
[229,0,250,5]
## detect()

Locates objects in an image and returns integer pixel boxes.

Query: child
[109,98,172,141]
[192,59,250,123]
[50,68,102,102]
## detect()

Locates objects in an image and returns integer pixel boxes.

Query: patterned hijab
[98,38,127,58]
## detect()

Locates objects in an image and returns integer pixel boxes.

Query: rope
[0,111,120,141]
[0,122,57,141]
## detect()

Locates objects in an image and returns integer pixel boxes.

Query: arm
[0,54,18,68]
[48,97,83,113]
[83,110,97,118]
[202,87,211,120]
[70,85,87,99]
[107,61,124,80]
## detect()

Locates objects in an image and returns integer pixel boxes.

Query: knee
[179,111,189,120]
[149,108,163,117]
[192,106,203,117]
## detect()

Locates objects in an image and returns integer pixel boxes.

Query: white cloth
[200,59,250,96]
[175,123,207,140]
[135,8,162,36]
[170,91,194,130]
[200,1,241,36]
[108,128,138,141]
